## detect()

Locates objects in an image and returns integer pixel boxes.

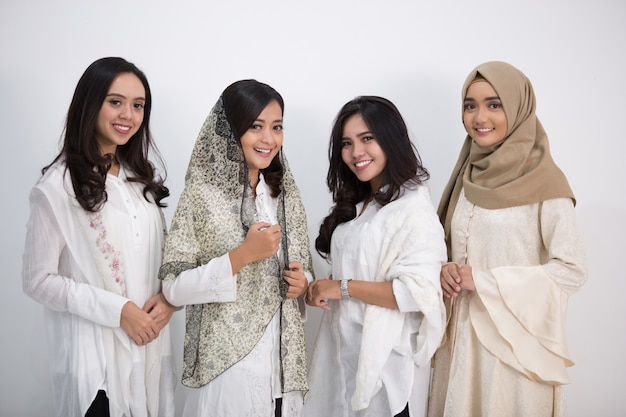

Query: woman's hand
[440,262,475,297]
[229,222,281,274]
[283,262,308,298]
[143,292,176,333]
[120,301,159,346]
[306,277,340,310]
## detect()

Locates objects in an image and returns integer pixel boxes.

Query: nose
[475,105,488,123]
[351,141,365,158]
[119,103,132,119]
[261,127,275,144]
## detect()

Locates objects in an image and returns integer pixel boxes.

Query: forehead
[465,80,498,98]
[108,72,145,97]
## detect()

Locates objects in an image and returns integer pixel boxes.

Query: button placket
[115,178,142,243]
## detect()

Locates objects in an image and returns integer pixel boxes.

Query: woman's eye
[489,102,502,109]
[273,124,283,131]
[464,104,475,111]
[341,140,352,148]
[250,124,262,130]
[109,99,122,106]
[133,102,145,109]
[362,136,374,143]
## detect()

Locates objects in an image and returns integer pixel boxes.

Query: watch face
[341,279,350,299]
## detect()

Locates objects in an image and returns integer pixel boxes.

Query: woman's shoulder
[391,183,433,208]
[34,161,66,190]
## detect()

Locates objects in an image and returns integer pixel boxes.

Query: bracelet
[340,279,352,299]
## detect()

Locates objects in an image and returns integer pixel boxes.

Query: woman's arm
[307,278,398,310]
[22,189,129,326]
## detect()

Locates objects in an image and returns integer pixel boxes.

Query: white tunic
[162,175,308,417]
[304,184,447,417]
[22,163,176,417]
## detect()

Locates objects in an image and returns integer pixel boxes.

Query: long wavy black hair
[42,57,169,211]
[222,79,285,198]
[315,96,430,258]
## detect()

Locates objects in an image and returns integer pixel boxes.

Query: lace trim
[87,211,127,296]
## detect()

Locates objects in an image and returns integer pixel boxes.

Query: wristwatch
[340,279,352,299]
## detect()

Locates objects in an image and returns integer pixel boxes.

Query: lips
[354,159,372,170]
[113,124,132,134]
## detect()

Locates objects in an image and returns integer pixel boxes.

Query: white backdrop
[1,1,624,416]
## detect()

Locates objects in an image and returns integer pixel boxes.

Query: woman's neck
[249,168,259,193]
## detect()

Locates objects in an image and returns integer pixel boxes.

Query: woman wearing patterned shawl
[427,61,587,417]
[159,80,313,416]
[304,96,447,417]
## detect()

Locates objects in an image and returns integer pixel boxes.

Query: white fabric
[22,163,176,417]
[162,176,307,416]
[304,185,447,417]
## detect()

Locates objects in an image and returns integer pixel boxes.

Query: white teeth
[355,160,371,168]
[115,124,130,132]
[477,128,493,132]
[254,148,271,154]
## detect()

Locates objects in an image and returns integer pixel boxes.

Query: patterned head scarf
[159,95,312,392]
[437,61,575,256]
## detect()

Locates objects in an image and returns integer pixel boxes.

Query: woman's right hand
[229,222,281,274]
[440,262,475,297]
[243,222,281,261]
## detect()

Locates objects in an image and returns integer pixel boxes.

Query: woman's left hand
[306,277,340,310]
[283,262,308,298]
[143,293,176,337]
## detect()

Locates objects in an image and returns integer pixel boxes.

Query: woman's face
[240,99,284,177]
[463,80,508,147]
[95,72,146,155]
[341,113,387,192]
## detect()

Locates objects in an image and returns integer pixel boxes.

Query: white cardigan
[22,163,175,417]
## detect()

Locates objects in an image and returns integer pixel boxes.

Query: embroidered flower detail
[87,211,127,296]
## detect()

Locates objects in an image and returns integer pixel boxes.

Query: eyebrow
[106,92,146,101]
[255,117,283,124]
[342,130,374,140]
[464,96,500,102]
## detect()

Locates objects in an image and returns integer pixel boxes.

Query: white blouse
[304,184,447,417]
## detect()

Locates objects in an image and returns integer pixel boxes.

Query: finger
[288,262,303,272]
[441,280,458,297]
[442,275,461,292]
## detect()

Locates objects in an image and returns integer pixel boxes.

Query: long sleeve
[161,253,236,306]
[452,195,587,384]
[22,188,127,327]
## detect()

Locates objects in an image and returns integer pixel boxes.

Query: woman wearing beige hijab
[428,61,587,417]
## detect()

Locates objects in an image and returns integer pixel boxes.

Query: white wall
[1,1,624,416]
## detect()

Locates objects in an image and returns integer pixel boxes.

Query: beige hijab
[438,61,575,254]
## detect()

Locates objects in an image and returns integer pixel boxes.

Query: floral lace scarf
[159,96,312,392]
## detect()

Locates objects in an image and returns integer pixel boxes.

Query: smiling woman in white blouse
[22,57,176,417]
[158,79,313,417]
[305,96,447,417]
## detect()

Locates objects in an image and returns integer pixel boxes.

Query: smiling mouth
[476,128,494,133]
[254,147,272,154]
[355,160,372,168]
[114,124,131,132]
